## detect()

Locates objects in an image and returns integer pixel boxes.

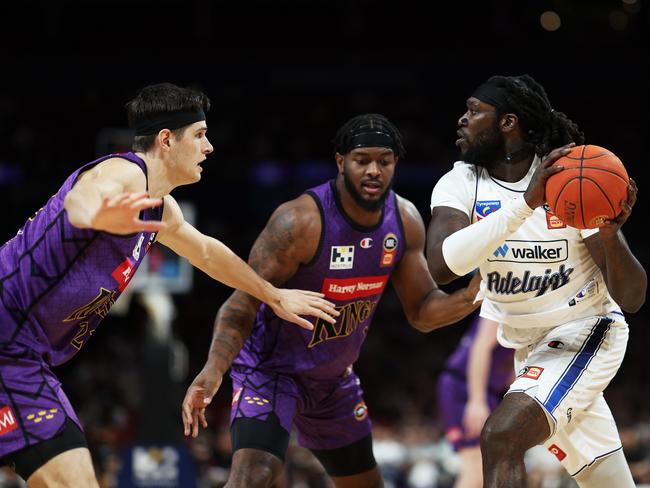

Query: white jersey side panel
[430,159,622,348]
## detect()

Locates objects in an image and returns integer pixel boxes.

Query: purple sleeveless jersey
[0,152,162,456]
[230,180,406,451]
[234,180,405,379]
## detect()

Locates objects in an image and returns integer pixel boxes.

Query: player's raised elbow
[619,290,646,313]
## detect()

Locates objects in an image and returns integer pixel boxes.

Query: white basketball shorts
[506,312,628,476]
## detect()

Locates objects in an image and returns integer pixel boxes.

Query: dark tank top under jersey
[0,152,163,366]
[234,180,406,379]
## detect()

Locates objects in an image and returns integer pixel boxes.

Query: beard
[460,122,506,171]
[342,171,392,212]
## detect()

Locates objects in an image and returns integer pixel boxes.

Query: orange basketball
[545,145,629,229]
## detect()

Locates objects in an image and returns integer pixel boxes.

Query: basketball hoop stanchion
[115,202,198,488]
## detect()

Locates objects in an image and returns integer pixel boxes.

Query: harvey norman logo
[321,275,389,300]
[488,240,568,264]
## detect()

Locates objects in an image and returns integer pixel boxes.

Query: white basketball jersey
[430,158,622,348]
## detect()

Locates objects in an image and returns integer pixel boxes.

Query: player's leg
[228,415,288,488]
[310,433,383,488]
[227,368,299,487]
[454,447,483,488]
[573,449,634,488]
[544,393,634,486]
[0,353,97,486]
[484,314,628,486]
[480,391,550,487]
[26,448,98,488]
[436,371,496,488]
[3,417,98,487]
[296,370,381,488]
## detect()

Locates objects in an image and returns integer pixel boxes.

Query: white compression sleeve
[441,195,534,276]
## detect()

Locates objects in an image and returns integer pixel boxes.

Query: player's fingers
[543,143,575,166]
[298,290,327,298]
[106,193,131,207]
[199,408,208,429]
[182,402,192,436]
[192,412,200,438]
[626,183,637,208]
[288,313,315,330]
[310,298,340,317]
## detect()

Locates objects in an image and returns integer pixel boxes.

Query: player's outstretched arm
[584,179,647,312]
[427,145,573,283]
[392,197,481,333]
[180,194,336,436]
[157,196,338,329]
[64,158,166,235]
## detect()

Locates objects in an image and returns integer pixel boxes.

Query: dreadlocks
[332,113,406,158]
[484,75,584,157]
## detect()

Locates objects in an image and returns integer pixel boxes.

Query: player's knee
[228,450,282,488]
[227,465,278,488]
[480,415,522,454]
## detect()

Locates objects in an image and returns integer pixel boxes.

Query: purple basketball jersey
[0,152,162,366]
[234,180,405,379]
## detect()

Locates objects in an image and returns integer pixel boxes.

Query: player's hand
[269,289,339,330]
[524,143,575,209]
[598,178,638,238]
[181,368,223,438]
[463,400,491,438]
[91,192,167,235]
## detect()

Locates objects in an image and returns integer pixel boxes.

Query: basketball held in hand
[545,145,629,229]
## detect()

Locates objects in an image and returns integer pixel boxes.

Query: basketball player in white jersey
[426,74,646,487]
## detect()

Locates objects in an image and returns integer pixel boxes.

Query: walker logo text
[475,200,501,220]
[485,265,573,297]
[0,406,17,436]
[488,240,568,263]
[321,276,389,300]
[309,300,377,347]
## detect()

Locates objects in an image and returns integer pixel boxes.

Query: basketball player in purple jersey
[0,82,338,487]
[182,114,483,487]
[437,315,513,488]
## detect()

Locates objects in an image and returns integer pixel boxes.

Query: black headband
[133,110,206,136]
[341,130,397,154]
[471,82,515,114]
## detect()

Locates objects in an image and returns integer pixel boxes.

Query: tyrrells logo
[485,265,574,296]
[489,240,568,264]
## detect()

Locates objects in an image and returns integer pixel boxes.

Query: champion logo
[360,237,373,249]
